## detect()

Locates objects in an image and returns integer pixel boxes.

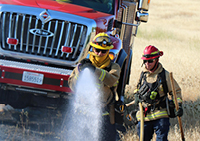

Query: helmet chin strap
[150,58,159,72]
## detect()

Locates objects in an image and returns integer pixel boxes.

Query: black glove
[134,93,141,106]
[80,58,92,65]
[175,103,183,117]
[79,59,96,72]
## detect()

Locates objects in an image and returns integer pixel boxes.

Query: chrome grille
[0,12,87,61]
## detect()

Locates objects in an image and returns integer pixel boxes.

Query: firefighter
[68,32,121,141]
[126,45,183,141]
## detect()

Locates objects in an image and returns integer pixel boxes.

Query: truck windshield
[55,0,115,14]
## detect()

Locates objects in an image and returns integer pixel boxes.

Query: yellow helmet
[90,33,114,50]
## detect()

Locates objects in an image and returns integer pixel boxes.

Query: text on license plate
[22,71,44,85]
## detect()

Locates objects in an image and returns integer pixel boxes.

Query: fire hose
[125,102,144,141]
[139,102,144,141]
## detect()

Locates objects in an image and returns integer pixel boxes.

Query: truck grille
[0,12,87,61]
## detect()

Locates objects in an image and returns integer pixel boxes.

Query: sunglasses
[94,48,108,53]
[143,59,155,63]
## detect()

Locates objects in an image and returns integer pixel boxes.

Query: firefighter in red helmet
[68,32,121,141]
[141,45,163,72]
[126,45,183,141]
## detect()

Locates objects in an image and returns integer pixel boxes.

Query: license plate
[22,71,44,85]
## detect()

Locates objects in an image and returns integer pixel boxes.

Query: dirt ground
[0,105,70,140]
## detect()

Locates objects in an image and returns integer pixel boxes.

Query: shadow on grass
[0,106,69,141]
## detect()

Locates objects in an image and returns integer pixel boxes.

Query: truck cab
[0,0,150,108]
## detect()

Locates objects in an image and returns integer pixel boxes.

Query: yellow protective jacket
[131,63,182,121]
[68,62,121,124]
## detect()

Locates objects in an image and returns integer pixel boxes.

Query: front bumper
[0,59,72,93]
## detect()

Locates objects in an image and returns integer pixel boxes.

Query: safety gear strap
[150,59,159,72]
[137,68,169,114]
[137,68,168,95]
[159,68,168,94]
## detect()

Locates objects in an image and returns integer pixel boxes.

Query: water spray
[64,68,102,141]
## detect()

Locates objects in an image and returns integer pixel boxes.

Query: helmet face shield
[93,36,112,47]
[94,36,111,43]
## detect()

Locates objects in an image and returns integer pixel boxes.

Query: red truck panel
[0,65,72,93]
[0,0,112,19]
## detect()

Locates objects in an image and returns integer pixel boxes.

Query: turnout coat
[68,62,121,124]
[128,63,182,121]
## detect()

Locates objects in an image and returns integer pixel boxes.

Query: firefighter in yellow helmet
[68,32,121,141]
[126,45,183,141]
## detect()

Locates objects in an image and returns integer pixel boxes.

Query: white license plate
[22,71,44,85]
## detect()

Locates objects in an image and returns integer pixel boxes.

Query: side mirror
[135,11,149,22]
[138,0,151,11]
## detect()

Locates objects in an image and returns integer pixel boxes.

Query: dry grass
[1,0,200,140]
[129,0,200,101]
[122,0,200,140]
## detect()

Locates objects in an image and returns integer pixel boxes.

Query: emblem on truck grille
[29,29,54,37]
[39,10,51,24]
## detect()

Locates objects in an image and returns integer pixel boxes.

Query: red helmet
[141,45,163,60]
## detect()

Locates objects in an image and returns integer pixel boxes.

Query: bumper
[0,59,73,93]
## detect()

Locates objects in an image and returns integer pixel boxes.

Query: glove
[80,58,92,65]
[79,59,96,72]
[79,63,96,72]
[134,93,141,106]
[175,103,183,117]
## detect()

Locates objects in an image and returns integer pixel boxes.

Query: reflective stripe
[75,74,79,80]
[136,110,168,120]
[113,81,119,87]
[102,111,109,116]
[151,50,159,55]
[96,83,101,89]
[177,97,182,103]
[173,97,182,103]
[99,69,106,81]
[134,89,139,93]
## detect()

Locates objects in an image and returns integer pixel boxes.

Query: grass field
[0,0,199,140]
[122,0,200,140]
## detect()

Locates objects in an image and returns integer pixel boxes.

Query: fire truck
[0,0,150,108]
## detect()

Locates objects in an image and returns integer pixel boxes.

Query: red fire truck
[0,0,150,108]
